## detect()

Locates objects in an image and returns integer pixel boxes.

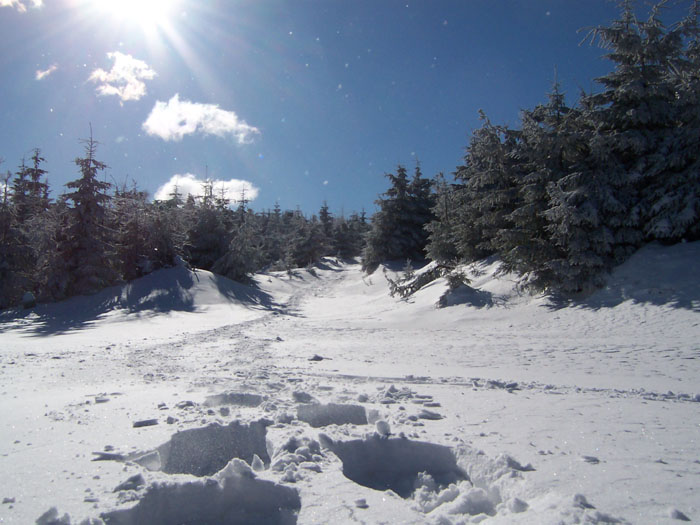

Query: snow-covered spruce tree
[641,1,700,241]
[10,158,31,226]
[406,162,435,257]
[0,149,54,304]
[592,1,685,247]
[425,172,463,266]
[24,149,50,219]
[184,180,232,270]
[61,134,119,297]
[362,164,434,272]
[452,112,521,262]
[149,186,188,270]
[34,196,71,302]
[333,211,369,259]
[112,186,153,281]
[212,195,264,281]
[0,169,25,308]
[283,209,327,269]
[543,91,631,293]
[259,203,285,266]
[496,82,580,288]
[318,201,334,253]
[148,200,186,270]
[543,1,683,292]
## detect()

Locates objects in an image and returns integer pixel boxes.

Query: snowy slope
[0,243,698,524]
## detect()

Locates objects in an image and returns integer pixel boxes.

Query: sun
[92,0,182,32]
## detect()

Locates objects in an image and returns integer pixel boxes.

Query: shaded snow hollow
[1,242,699,524]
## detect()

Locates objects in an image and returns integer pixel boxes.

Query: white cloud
[1,0,42,12]
[35,64,57,81]
[154,173,259,205]
[88,52,156,103]
[142,94,260,143]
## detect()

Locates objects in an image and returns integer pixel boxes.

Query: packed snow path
[1,243,699,524]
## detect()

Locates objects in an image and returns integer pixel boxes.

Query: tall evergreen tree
[593,1,682,245]
[61,133,118,297]
[497,82,581,287]
[0,169,26,308]
[641,1,700,241]
[452,112,520,262]
[542,1,682,291]
[425,173,462,265]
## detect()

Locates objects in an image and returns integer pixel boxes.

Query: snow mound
[132,420,270,477]
[101,459,301,525]
[0,263,273,336]
[320,433,469,498]
[579,241,700,310]
[382,241,700,312]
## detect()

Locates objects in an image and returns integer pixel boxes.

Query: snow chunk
[101,458,301,524]
[36,508,71,525]
[133,420,270,476]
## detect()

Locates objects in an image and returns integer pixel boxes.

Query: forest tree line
[366,0,700,293]
[0,141,370,309]
[2,1,700,308]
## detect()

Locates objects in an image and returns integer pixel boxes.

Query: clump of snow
[271,436,325,483]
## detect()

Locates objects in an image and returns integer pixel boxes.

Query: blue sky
[0,0,690,214]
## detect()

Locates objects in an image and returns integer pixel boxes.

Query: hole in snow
[320,434,469,498]
[102,459,301,525]
[297,403,367,427]
[133,420,270,477]
[204,392,265,407]
[297,403,367,428]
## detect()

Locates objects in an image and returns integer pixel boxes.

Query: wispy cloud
[88,52,156,104]
[154,173,259,204]
[1,0,42,12]
[142,94,260,143]
[35,64,57,81]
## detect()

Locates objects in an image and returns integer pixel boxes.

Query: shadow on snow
[545,241,700,313]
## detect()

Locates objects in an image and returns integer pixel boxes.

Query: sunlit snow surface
[1,242,699,524]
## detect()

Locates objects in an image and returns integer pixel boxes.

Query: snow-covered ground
[1,242,699,524]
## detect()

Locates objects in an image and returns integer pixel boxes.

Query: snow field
[1,242,699,523]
